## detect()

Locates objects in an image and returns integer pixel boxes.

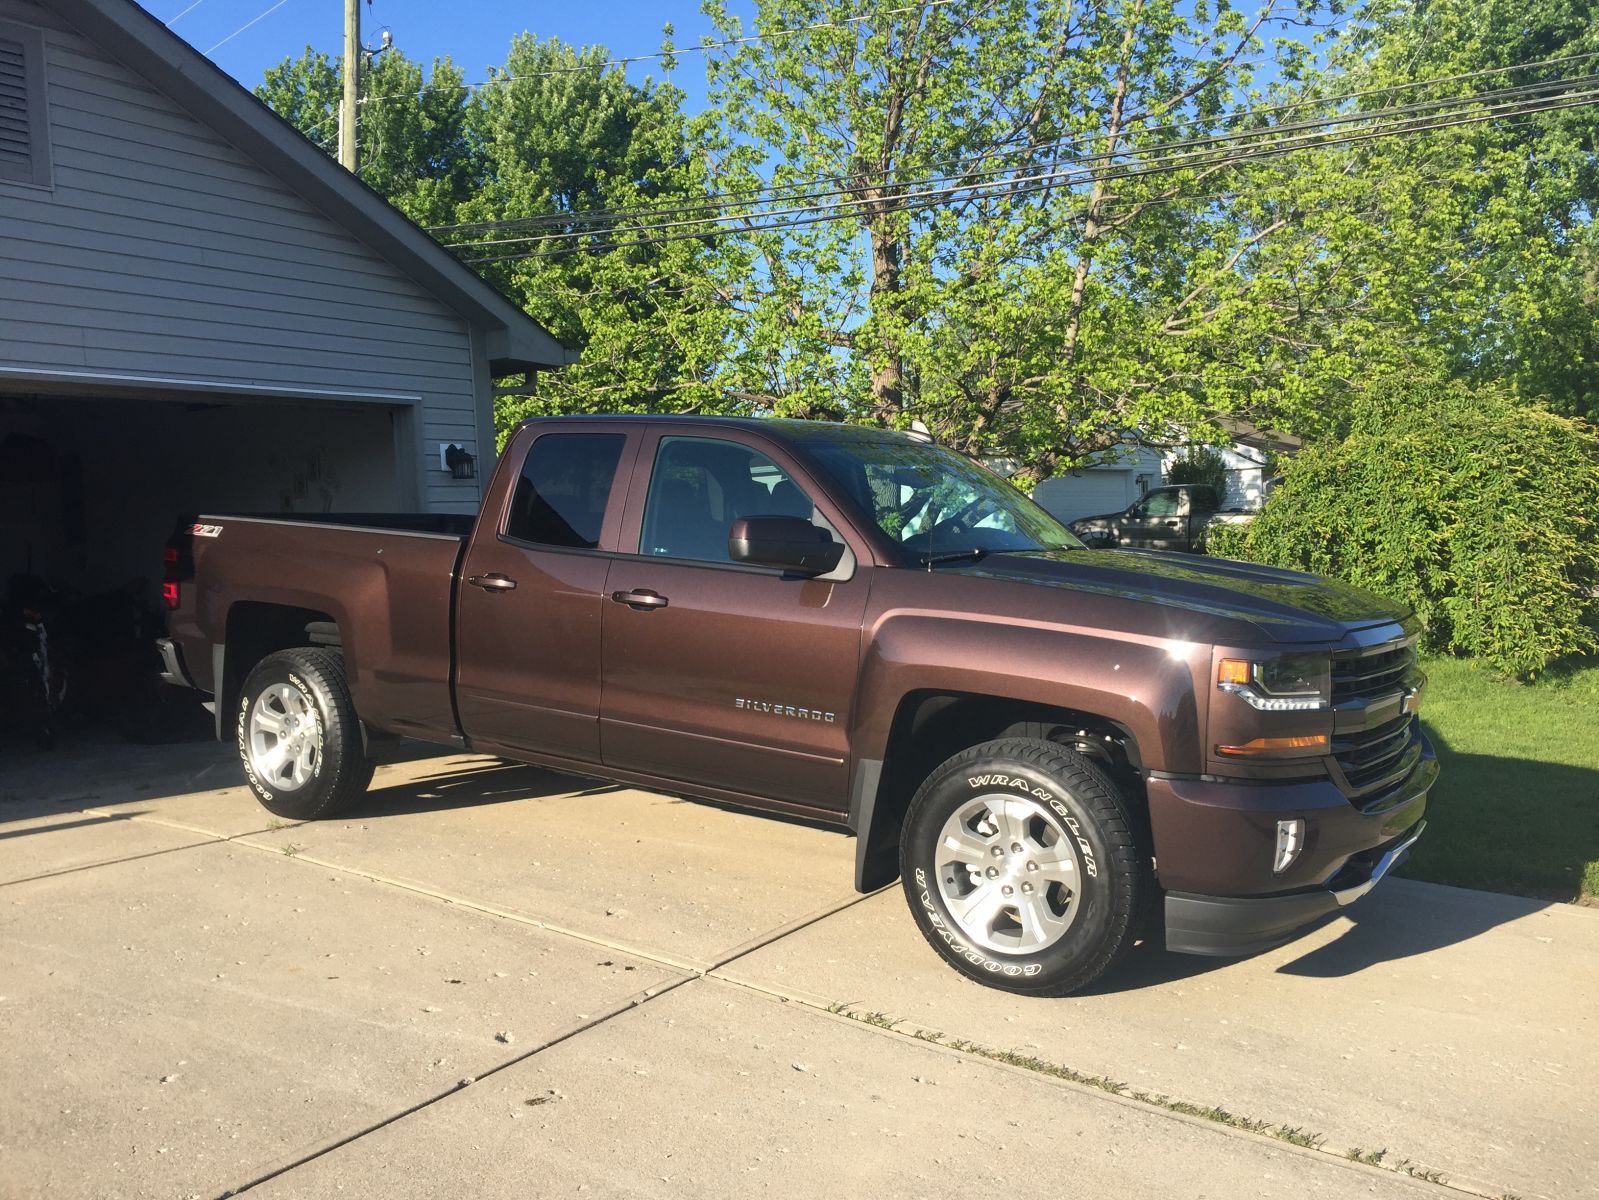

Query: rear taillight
[163,545,181,610]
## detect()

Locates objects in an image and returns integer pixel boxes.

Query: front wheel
[236,647,372,820]
[900,737,1150,996]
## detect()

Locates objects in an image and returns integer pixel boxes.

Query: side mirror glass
[728,516,845,576]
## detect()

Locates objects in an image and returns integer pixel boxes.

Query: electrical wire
[428,50,1599,242]
[456,87,1599,264]
[165,0,207,27]
[204,0,293,55]
[440,74,1599,256]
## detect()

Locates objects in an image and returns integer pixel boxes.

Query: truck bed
[169,513,470,744]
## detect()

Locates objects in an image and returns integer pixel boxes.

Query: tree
[698,0,1368,476]
[255,47,477,225]
[454,36,746,433]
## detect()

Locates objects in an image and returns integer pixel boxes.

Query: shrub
[1202,520,1251,560]
[1165,446,1231,503]
[1217,385,1599,677]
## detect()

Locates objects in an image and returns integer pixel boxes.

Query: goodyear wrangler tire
[236,648,373,821]
[900,737,1150,996]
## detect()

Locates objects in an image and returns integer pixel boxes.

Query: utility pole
[338,0,358,172]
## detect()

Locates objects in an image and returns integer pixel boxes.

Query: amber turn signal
[1217,658,1252,685]
[1215,734,1330,758]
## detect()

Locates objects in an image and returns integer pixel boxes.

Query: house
[1030,445,1164,525]
[1030,419,1300,525]
[1,0,570,592]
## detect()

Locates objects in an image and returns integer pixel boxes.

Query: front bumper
[1149,738,1437,957]
[1165,819,1426,956]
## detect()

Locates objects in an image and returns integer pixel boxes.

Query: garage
[0,0,567,746]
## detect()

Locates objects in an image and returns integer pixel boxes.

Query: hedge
[1205,386,1599,677]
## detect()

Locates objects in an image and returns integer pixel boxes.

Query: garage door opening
[1,391,407,750]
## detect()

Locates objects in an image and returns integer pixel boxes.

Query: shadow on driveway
[344,757,619,819]
[1080,877,1547,995]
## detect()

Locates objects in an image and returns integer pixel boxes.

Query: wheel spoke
[1016,893,1070,950]
[1032,847,1077,884]
[946,883,1006,932]
[941,824,994,867]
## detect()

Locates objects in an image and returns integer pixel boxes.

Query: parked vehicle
[159,417,1435,995]
[1068,483,1254,552]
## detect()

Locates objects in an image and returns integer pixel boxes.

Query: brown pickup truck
[159,416,1436,995]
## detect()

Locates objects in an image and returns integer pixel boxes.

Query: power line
[440,73,1599,256]
[356,0,962,110]
[204,0,293,55]
[165,0,207,27]
[457,86,1599,265]
[427,48,1599,242]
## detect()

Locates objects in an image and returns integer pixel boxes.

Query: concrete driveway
[1,739,1594,1200]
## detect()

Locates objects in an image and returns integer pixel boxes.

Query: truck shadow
[348,755,618,818]
[1090,877,1549,994]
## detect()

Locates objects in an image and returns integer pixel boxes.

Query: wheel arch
[217,601,341,739]
[850,690,1147,892]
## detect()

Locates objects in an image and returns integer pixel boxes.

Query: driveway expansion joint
[708,981,1507,1200]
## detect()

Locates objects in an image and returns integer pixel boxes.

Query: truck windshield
[808,438,1084,564]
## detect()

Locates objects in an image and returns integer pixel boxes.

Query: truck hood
[959,548,1412,644]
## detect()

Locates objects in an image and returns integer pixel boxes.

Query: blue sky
[152,0,744,111]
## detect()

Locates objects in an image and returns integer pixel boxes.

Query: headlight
[1217,653,1331,711]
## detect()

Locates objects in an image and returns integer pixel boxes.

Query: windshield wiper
[920,548,990,569]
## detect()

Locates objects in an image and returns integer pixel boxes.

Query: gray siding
[0,0,483,511]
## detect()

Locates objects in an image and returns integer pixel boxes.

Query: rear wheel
[236,648,372,820]
[900,737,1150,995]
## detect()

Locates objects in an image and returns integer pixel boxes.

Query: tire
[899,737,1150,996]
[236,647,373,820]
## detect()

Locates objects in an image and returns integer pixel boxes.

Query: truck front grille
[1331,639,1417,704]
[1330,637,1422,804]
[1332,714,1421,799]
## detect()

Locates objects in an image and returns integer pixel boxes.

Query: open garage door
[0,391,406,749]
[2,393,405,591]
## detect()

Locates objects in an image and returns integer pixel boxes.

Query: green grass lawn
[1403,656,1599,903]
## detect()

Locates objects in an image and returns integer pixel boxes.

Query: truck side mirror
[728,516,845,576]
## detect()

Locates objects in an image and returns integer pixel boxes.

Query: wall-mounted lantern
[441,443,476,480]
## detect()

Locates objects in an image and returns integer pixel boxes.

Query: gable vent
[0,38,30,175]
[0,20,49,187]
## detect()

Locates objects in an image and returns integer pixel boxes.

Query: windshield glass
[807,437,1083,562]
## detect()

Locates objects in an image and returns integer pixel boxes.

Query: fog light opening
[1275,819,1305,875]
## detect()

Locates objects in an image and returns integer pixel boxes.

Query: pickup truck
[159,416,1435,996]
[1068,483,1254,552]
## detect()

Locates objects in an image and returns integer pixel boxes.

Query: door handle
[467,573,518,592]
[611,589,669,610]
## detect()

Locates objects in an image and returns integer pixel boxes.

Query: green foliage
[1164,447,1230,500]
[1222,384,1599,676]
[1201,518,1252,561]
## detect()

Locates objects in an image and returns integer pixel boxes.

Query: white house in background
[1031,445,1164,525]
[1030,418,1300,526]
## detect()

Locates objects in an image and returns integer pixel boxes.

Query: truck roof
[516,413,913,446]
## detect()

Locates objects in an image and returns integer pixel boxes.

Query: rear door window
[504,433,626,550]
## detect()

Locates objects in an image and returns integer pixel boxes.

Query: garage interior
[0,387,410,749]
